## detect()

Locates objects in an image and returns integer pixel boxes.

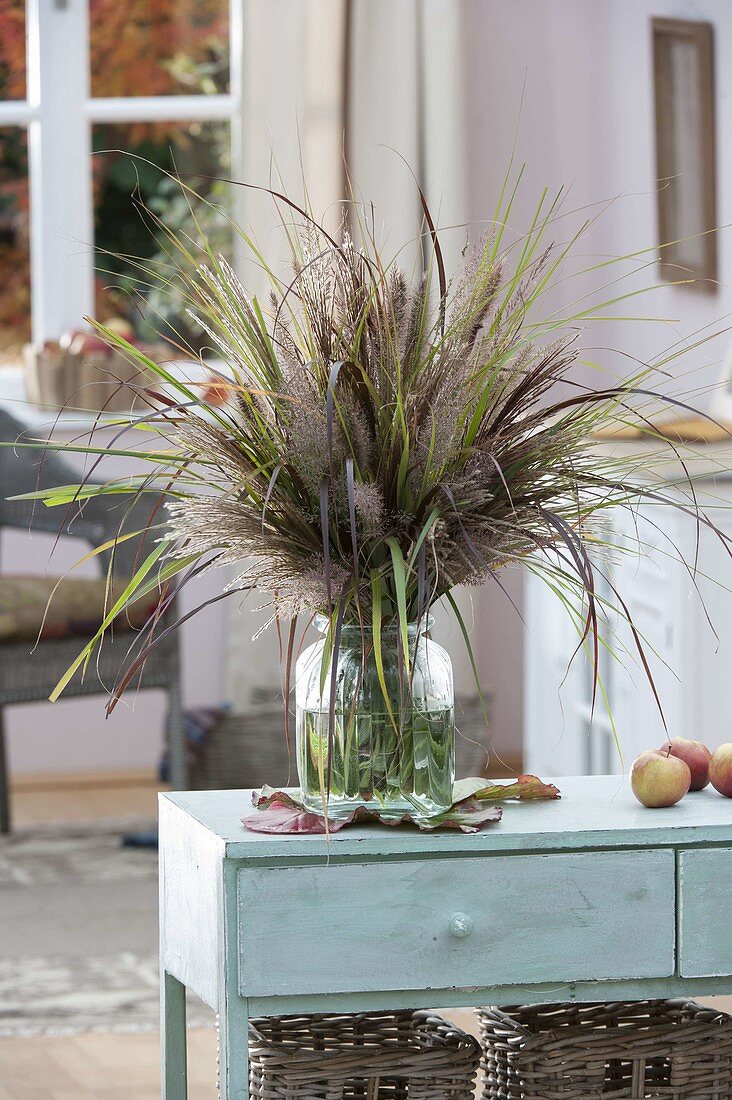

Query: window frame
[1,0,244,344]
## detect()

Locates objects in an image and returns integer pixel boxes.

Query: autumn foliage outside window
[0,0,230,360]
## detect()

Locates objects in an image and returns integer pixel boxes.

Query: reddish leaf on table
[241,802,351,834]
[422,801,503,831]
[242,787,503,835]
[252,786,308,811]
[452,774,561,805]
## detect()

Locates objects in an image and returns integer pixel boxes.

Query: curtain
[226,0,473,709]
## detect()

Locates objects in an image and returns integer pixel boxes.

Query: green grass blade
[49,540,170,702]
[370,571,398,735]
[386,536,410,676]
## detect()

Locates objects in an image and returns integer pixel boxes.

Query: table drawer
[679,848,732,977]
[237,849,675,997]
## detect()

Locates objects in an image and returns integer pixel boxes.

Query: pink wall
[462,0,732,757]
[8,0,732,774]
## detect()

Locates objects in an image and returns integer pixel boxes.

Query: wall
[461,0,732,757]
[225,0,485,723]
[10,0,732,776]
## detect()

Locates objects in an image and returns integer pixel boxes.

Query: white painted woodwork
[525,459,732,776]
[159,798,226,1008]
[5,0,245,344]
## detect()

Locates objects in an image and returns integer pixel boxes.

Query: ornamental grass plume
[9,166,732,740]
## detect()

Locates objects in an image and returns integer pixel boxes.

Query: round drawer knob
[448,912,474,939]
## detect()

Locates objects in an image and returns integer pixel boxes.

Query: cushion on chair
[0,574,161,643]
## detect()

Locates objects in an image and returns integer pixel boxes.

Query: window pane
[93,120,231,353]
[0,0,26,100]
[0,127,30,361]
[90,0,229,98]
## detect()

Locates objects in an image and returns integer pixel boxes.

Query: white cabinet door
[524,563,592,776]
[525,503,687,775]
[679,484,732,752]
[610,505,685,765]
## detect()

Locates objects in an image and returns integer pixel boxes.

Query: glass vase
[295,616,454,817]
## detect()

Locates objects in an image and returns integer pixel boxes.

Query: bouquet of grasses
[12,170,729,812]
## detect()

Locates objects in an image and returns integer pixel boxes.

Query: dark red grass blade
[418,187,447,325]
[106,589,239,714]
[440,484,525,624]
[319,477,332,608]
[261,463,282,530]
[61,395,207,500]
[209,176,344,252]
[144,388,179,409]
[283,616,298,779]
[19,379,159,563]
[601,478,732,563]
[416,540,427,627]
[30,396,202,584]
[635,508,717,644]
[594,394,704,580]
[107,549,226,678]
[485,451,515,511]
[550,384,732,437]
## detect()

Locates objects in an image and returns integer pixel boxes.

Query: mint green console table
[159,775,732,1099]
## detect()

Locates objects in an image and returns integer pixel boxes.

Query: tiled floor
[0,1027,218,1100]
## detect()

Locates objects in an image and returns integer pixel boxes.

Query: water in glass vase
[297,705,455,817]
[295,616,455,817]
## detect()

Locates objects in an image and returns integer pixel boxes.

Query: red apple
[658,737,712,791]
[630,749,691,808]
[200,375,232,407]
[710,744,732,797]
[105,317,136,341]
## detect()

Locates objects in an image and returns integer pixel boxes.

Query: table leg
[161,969,187,1099]
[218,993,249,1100]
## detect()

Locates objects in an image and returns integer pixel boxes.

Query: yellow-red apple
[710,744,732,797]
[630,749,691,808]
[658,738,712,791]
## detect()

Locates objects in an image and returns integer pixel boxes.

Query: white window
[0,0,243,358]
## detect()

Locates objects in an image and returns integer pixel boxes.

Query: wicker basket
[188,706,294,791]
[478,999,732,1100]
[23,341,163,412]
[247,1010,481,1099]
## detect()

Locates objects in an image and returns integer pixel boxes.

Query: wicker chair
[0,407,184,833]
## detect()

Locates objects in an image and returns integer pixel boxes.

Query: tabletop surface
[161,775,732,859]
